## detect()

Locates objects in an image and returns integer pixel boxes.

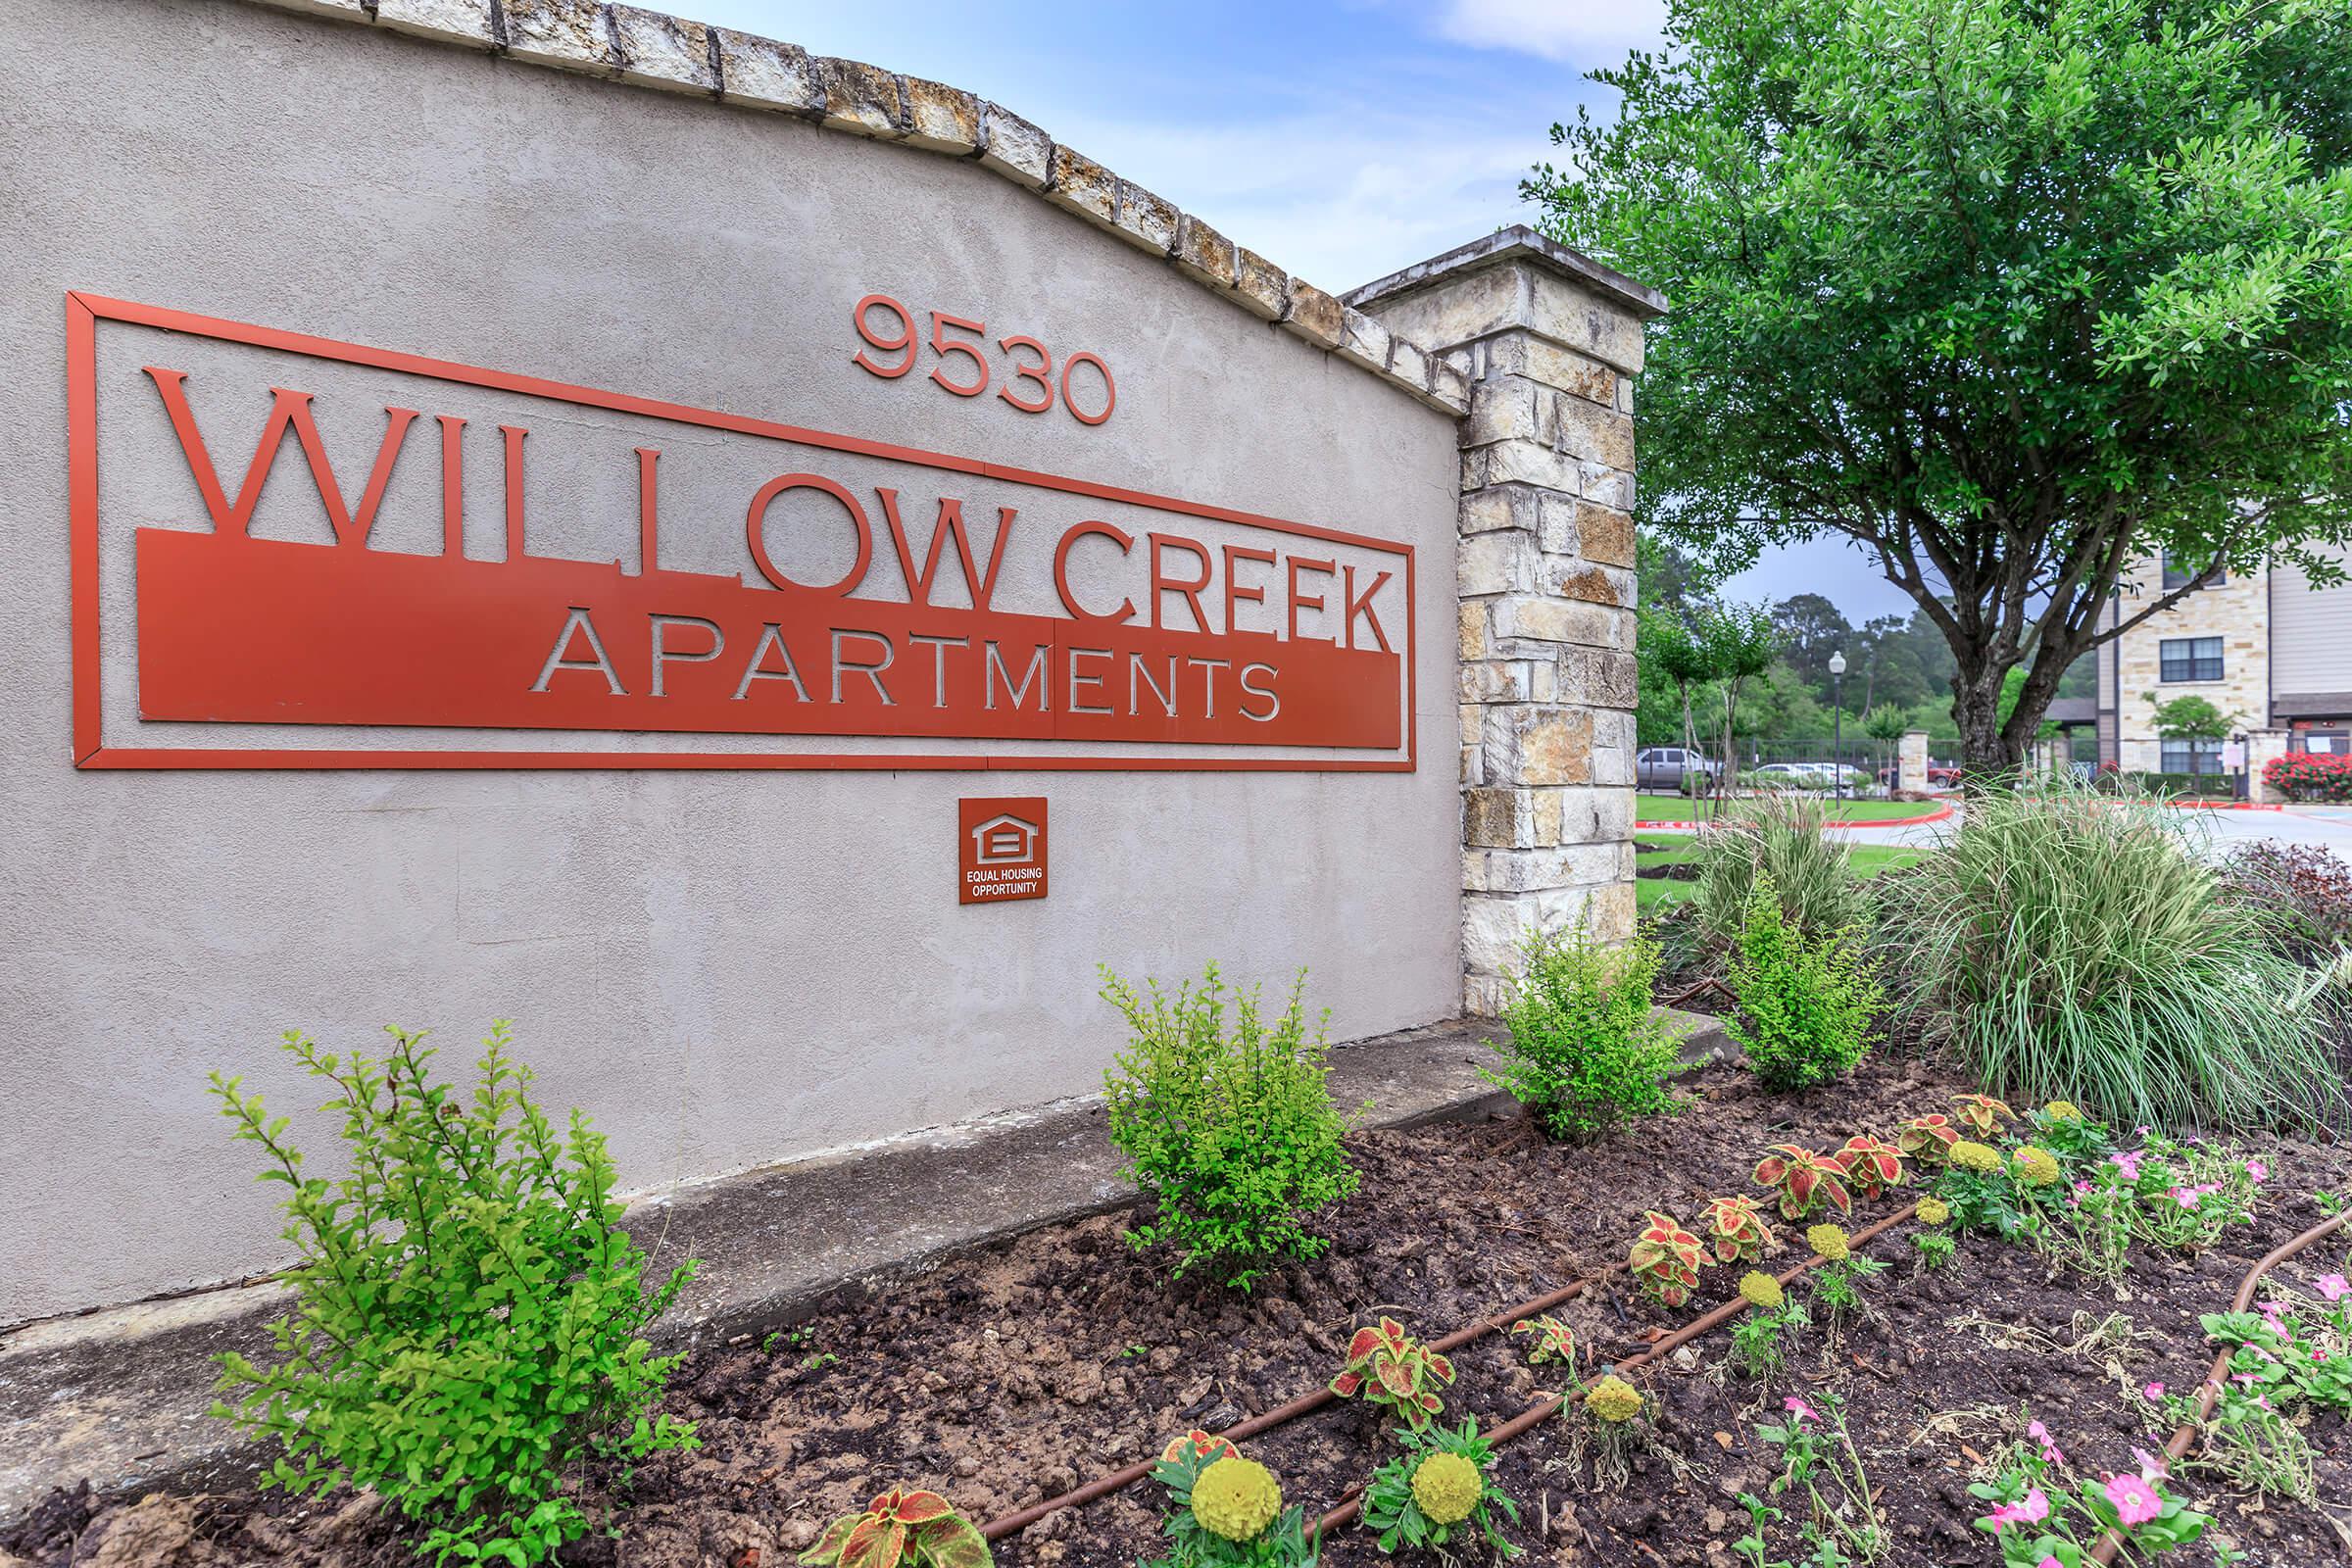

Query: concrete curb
[0,1010,1732,1523]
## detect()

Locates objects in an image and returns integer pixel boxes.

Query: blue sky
[689,0,1904,619]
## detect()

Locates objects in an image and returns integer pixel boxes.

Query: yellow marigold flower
[1915,1197,1951,1226]
[1738,1270,1785,1310]
[1805,1223,1851,1263]
[1410,1450,1483,1526]
[2014,1146,2062,1188]
[2044,1101,2082,1121]
[1585,1374,1643,1424]
[1192,1455,1281,1542]
[1949,1140,2003,1175]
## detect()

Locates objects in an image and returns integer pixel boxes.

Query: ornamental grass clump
[1693,792,1863,945]
[208,1025,697,1566]
[1890,783,2345,1131]
[1360,1420,1522,1559]
[1724,877,1884,1092]
[1101,964,1359,1291]
[1483,922,1686,1141]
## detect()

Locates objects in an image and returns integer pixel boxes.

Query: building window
[2160,738,2224,775]
[2158,636,2224,682]
[2161,553,2220,591]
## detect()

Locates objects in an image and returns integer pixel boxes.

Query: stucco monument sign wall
[0,0,1657,1332]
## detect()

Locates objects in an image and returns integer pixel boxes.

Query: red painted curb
[2153,799,2283,811]
[1635,801,1955,832]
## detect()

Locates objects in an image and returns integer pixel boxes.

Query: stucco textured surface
[0,0,1462,1322]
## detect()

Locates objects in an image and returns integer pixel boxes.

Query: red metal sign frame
[65,292,1417,772]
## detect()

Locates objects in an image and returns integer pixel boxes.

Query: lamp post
[1829,650,1847,806]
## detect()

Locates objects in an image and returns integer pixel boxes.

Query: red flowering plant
[1160,1429,1241,1465]
[799,1489,993,1568]
[1330,1317,1455,1430]
[1630,1209,1706,1307]
[2264,750,2352,803]
[1951,1094,2016,1138]
[1836,1135,1907,1199]
[1753,1144,1854,1220]
[1896,1113,1962,1164]
[1698,1195,1774,1264]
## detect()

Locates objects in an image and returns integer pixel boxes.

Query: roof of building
[228,0,1673,418]
[2044,697,2098,727]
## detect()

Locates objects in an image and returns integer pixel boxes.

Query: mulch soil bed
[8,1052,2349,1568]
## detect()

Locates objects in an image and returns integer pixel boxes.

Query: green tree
[2144,691,2240,741]
[1696,601,1781,800]
[1527,0,2352,772]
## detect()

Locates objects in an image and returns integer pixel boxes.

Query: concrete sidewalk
[0,1010,1730,1521]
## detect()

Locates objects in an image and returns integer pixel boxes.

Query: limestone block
[1480,439,1585,497]
[1337,309,1391,374]
[1387,335,1429,394]
[1582,463,1635,512]
[1458,660,1552,705]
[1046,144,1118,229]
[610,6,714,94]
[1460,485,1539,537]
[1556,647,1640,711]
[1545,395,1636,470]
[1458,602,1491,661]
[501,0,612,74]
[1235,250,1287,319]
[1464,972,1511,1017]
[1464,787,1537,849]
[374,0,496,48]
[1591,746,1633,788]
[714,28,816,113]
[1463,378,1539,448]
[816,57,903,137]
[1545,559,1634,608]
[903,76,980,153]
[1526,269,1648,373]
[1483,707,1594,788]
[1173,214,1238,289]
[1487,333,1617,405]
[1490,594,1632,652]
[1459,531,1538,597]
[1464,843,1626,895]
[1431,355,1472,410]
[1576,504,1637,568]
[1112,181,1179,255]
[1281,279,1345,350]
[978,102,1052,188]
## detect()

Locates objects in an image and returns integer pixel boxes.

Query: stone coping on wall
[235,0,1472,416]
[1344,225,1669,325]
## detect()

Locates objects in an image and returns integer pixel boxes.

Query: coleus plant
[799,1489,992,1568]
[1508,1313,1577,1367]
[1330,1317,1455,1430]
[1752,1144,1854,1220]
[1895,1113,1961,1163]
[1836,1134,1907,1199]
[1698,1195,1773,1265]
[1951,1094,2016,1138]
[1629,1209,1705,1307]
[1161,1429,1241,1465]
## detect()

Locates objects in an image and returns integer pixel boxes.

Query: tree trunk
[1953,666,2026,781]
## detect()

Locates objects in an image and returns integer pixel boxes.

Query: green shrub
[1483,923,1686,1140]
[208,1024,696,1564]
[1894,783,2346,1131]
[1693,793,1862,945]
[1725,876,1883,1091]
[1101,964,1359,1290]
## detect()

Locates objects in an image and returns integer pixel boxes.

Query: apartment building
[2095,547,2352,782]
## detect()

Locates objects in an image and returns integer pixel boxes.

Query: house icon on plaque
[969,812,1039,865]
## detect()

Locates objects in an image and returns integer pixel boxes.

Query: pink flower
[2134,1446,2170,1482]
[2232,1371,2262,1387]
[2028,1419,2064,1464]
[2169,1186,2202,1208]
[2316,1274,2350,1302]
[1981,1492,2051,1532]
[2111,1152,2143,1180]
[2142,1382,2165,1400]
[2246,1158,2268,1183]
[2038,1558,2063,1568]
[1784,1396,1816,1424]
[2105,1472,2163,1527]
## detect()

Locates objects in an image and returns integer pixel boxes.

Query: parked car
[1875,763,1964,789]
[1635,746,1721,791]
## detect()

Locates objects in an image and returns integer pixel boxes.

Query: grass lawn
[1633,793,1939,823]
[1635,832,1924,912]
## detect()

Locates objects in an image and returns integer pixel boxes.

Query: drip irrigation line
[1313,1201,1924,1539]
[2085,1209,2349,1568]
[977,1258,1632,1541]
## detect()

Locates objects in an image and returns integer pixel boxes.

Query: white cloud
[1433,0,1668,64]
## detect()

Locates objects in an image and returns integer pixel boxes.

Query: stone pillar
[2247,729,2290,803]
[1898,731,1930,794]
[1348,226,1667,1015]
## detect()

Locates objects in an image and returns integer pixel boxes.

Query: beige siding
[2271,546,2352,699]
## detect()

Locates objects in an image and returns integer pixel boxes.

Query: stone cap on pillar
[1344,224,1667,375]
